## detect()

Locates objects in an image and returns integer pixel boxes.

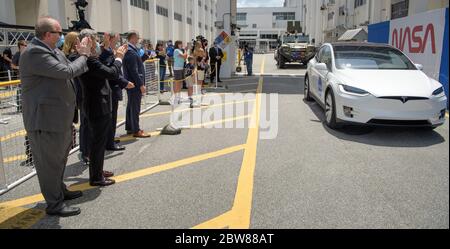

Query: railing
[0,59,161,196]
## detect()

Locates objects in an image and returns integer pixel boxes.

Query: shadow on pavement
[30,187,102,229]
[304,99,446,148]
[277,64,308,70]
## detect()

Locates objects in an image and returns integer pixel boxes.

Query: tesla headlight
[339,84,370,96]
[432,87,444,96]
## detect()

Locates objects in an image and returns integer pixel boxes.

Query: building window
[237,13,247,21]
[198,0,201,7]
[156,5,168,17]
[130,0,149,11]
[199,22,202,28]
[391,0,409,19]
[260,34,278,39]
[339,6,345,16]
[252,24,257,28]
[205,5,208,11]
[187,17,192,25]
[174,12,182,21]
[205,24,208,30]
[328,11,334,20]
[354,0,367,9]
[273,12,295,20]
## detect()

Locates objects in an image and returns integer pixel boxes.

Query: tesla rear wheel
[325,89,339,129]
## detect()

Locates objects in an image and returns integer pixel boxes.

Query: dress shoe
[106,145,125,151]
[133,130,151,138]
[90,178,116,187]
[46,206,81,217]
[64,190,83,201]
[103,170,114,178]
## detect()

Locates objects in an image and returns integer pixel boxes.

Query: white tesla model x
[305,42,447,129]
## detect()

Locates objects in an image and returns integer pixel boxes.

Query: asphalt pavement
[0,53,448,229]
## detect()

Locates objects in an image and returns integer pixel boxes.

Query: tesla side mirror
[415,64,424,70]
[315,63,328,71]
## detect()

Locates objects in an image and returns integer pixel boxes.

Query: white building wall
[238,2,305,50]
[0,0,16,25]
[0,0,217,45]
[304,0,449,46]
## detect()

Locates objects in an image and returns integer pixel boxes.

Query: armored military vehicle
[275,34,316,69]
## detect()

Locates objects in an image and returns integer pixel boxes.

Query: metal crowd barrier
[0,60,161,196]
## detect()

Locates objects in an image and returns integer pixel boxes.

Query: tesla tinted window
[333,45,416,70]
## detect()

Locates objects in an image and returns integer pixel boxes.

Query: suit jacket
[99,48,129,101]
[67,53,83,111]
[209,47,224,65]
[20,38,88,133]
[76,56,122,120]
[123,43,145,92]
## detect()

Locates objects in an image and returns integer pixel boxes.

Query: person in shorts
[184,56,197,108]
[173,40,188,105]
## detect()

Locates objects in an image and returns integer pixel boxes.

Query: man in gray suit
[20,16,92,217]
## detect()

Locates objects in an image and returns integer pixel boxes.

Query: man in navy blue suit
[99,32,136,150]
[123,31,151,138]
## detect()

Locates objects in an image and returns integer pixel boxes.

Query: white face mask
[95,42,102,55]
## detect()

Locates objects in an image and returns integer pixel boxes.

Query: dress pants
[27,128,73,212]
[106,98,119,148]
[210,62,222,82]
[126,90,142,134]
[88,113,112,182]
[79,110,90,157]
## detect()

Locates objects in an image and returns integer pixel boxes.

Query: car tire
[278,56,285,69]
[304,76,313,102]
[325,89,340,129]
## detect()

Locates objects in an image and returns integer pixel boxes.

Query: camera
[75,0,89,9]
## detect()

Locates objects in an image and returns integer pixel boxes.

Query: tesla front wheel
[325,89,339,129]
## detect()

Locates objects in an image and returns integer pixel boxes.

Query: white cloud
[238,0,284,8]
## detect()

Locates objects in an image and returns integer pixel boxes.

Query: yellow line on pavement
[0,130,27,142]
[0,95,253,143]
[192,57,266,229]
[3,154,27,164]
[0,144,246,218]
[0,90,16,99]
[117,114,253,143]
[140,99,255,119]
[192,211,234,229]
[0,205,45,229]
[0,112,253,208]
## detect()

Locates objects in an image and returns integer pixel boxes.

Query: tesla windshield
[333,46,417,70]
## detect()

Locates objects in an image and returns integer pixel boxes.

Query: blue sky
[237,0,284,8]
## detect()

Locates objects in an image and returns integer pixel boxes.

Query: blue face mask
[56,34,64,48]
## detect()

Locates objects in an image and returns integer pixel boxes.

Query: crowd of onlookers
[2,15,230,218]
